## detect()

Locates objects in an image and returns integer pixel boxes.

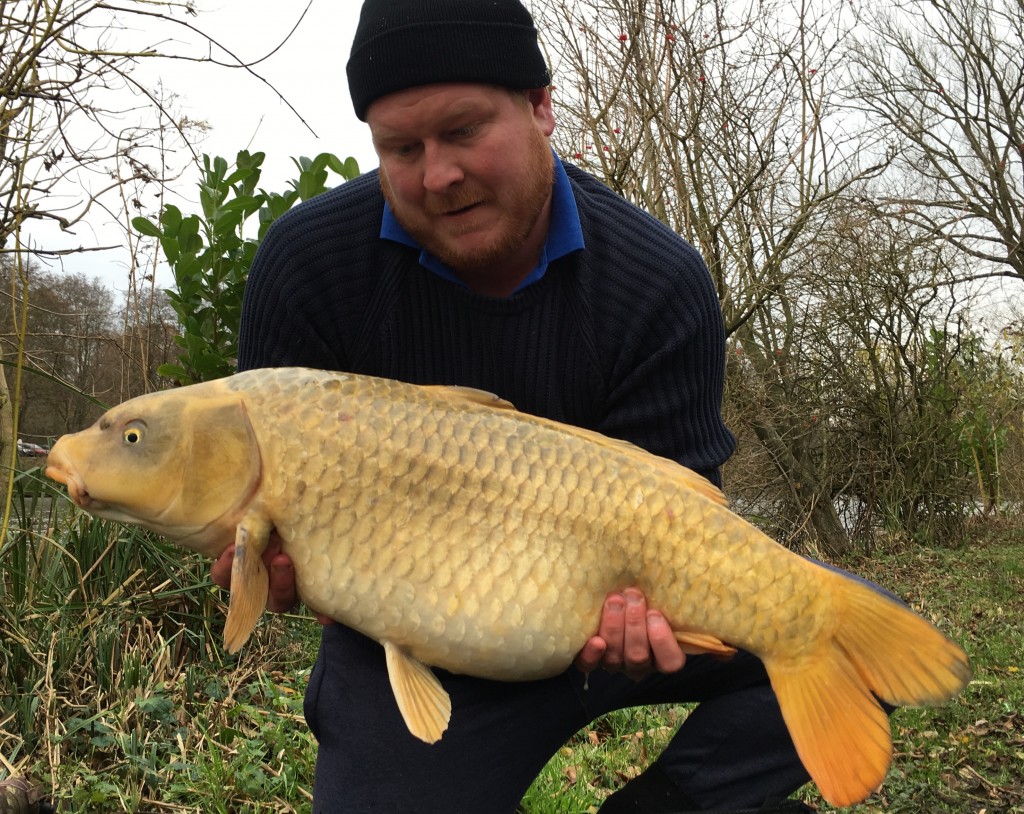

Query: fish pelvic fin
[223,512,273,653]
[765,569,972,808]
[383,641,452,744]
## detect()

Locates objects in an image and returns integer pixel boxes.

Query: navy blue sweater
[238,161,735,485]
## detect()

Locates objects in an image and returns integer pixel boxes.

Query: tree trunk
[0,359,13,493]
[749,417,854,557]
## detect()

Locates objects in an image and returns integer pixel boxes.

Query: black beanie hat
[347,0,551,121]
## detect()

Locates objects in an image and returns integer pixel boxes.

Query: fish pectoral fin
[223,513,273,654]
[673,629,737,658]
[382,640,451,744]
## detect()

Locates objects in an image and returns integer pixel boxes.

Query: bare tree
[801,208,983,541]
[114,286,181,400]
[0,2,204,257]
[0,1,195,477]
[848,0,1024,282]
[535,0,893,552]
[0,0,314,481]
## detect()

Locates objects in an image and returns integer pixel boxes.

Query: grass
[0,467,320,812]
[1,471,1021,813]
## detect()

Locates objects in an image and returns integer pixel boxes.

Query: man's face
[368,83,556,282]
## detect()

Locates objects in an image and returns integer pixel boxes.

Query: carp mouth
[45,463,94,510]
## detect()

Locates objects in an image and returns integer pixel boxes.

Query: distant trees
[0,259,178,441]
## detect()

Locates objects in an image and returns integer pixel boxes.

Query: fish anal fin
[383,640,452,744]
[674,629,737,658]
[223,512,272,653]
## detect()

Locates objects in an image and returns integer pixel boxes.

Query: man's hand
[574,587,685,679]
[211,533,333,625]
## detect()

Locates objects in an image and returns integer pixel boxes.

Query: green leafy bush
[133,151,360,385]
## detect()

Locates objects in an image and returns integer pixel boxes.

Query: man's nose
[422,142,465,193]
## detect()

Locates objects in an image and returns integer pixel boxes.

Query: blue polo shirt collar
[380,155,584,293]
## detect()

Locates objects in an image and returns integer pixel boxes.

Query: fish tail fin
[765,569,972,808]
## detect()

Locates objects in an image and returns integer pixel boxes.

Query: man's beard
[381,130,555,274]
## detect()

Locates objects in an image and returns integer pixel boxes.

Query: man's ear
[527,87,556,136]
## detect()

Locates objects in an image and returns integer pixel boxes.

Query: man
[213,1,814,811]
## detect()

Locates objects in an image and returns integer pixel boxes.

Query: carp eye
[123,427,143,444]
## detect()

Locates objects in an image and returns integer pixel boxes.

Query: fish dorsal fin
[421,383,727,507]
[422,384,517,411]
[223,510,273,653]
[581,432,729,507]
[383,640,452,743]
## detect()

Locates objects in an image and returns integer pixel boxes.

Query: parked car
[17,440,48,457]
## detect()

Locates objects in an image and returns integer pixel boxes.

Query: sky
[155,1,378,177]
[28,0,380,293]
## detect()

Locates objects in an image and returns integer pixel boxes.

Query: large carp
[45,367,971,807]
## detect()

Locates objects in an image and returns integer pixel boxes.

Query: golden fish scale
[227,368,828,680]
